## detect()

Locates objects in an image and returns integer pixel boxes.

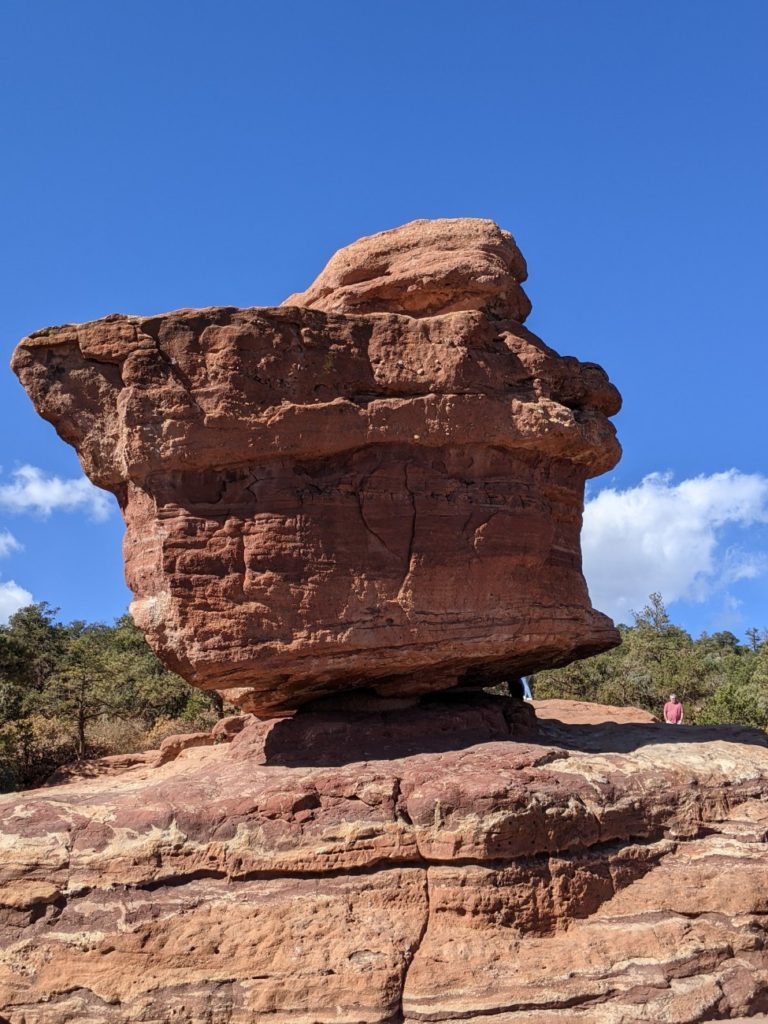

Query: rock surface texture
[12,219,621,714]
[1,698,767,1023]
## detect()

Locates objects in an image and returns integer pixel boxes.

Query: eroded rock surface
[283,217,533,319]
[1,698,767,1023]
[12,218,621,713]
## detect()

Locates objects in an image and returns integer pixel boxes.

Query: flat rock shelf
[1,697,767,1023]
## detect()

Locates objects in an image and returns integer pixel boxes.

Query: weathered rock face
[12,219,621,714]
[1,698,767,1023]
[284,217,533,319]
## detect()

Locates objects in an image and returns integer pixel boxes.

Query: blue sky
[0,1,766,638]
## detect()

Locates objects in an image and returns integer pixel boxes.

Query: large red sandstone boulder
[1,697,767,1023]
[12,219,621,714]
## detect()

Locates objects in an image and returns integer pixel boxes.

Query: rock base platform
[1,697,767,1023]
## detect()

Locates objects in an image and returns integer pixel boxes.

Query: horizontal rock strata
[1,698,767,1023]
[12,219,621,714]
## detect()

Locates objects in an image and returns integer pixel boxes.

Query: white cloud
[0,527,30,622]
[0,529,21,558]
[583,470,768,623]
[0,581,33,624]
[0,465,112,521]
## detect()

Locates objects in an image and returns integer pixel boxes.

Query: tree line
[1,595,766,791]
[0,602,225,791]
[534,592,768,726]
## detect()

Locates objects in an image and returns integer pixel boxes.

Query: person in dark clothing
[507,678,525,699]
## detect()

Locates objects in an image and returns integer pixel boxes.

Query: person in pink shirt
[663,693,684,725]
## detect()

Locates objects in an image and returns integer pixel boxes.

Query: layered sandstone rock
[283,217,533,319]
[12,219,621,713]
[1,698,767,1023]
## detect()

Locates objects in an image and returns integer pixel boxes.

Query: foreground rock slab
[12,219,621,714]
[1,698,767,1023]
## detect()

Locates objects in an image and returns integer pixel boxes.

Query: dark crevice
[392,864,431,1024]
[393,777,413,825]
[355,467,401,559]
[398,462,417,595]
[135,861,420,892]
[120,832,674,894]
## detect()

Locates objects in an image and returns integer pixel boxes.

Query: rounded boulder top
[282,217,532,321]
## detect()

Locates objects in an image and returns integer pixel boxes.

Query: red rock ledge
[1,696,767,1023]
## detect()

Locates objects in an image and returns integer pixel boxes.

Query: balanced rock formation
[1,698,767,1023]
[12,218,621,714]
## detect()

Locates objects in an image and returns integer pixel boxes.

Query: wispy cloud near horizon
[583,470,768,626]
[0,529,21,559]
[0,580,33,624]
[0,524,30,624]
[0,465,112,521]
[0,466,112,622]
